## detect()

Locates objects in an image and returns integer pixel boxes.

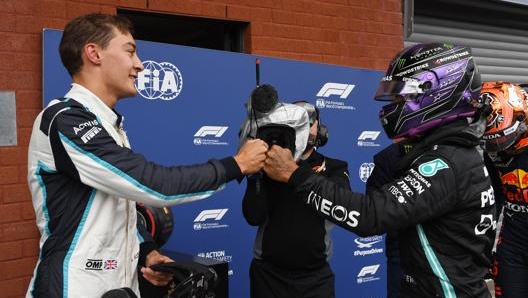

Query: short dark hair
[59,13,135,77]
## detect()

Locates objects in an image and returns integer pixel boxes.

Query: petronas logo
[396,58,406,69]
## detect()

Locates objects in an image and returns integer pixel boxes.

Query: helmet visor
[374,78,427,101]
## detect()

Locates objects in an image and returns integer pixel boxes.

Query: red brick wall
[0,0,403,296]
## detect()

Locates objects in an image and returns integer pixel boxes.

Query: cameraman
[242,100,351,298]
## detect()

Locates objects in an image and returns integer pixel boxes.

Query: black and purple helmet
[375,43,482,139]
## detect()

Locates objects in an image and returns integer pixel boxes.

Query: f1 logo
[194,126,228,138]
[357,264,380,277]
[194,209,228,222]
[358,131,380,141]
[316,83,355,99]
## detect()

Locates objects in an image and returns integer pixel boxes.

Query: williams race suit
[287,119,497,298]
[26,84,242,298]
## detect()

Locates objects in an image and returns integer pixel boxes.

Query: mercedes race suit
[287,120,497,298]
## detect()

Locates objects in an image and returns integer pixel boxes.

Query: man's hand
[263,145,299,182]
[235,139,269,175]
[141,250,174,287]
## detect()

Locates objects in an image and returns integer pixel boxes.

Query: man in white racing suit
[26,13,268,298]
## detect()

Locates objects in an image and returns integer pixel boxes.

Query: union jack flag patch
[104,259,118,270]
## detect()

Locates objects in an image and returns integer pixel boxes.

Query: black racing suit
[366,142,413,298]
[487,150,528,298]
[287,119,496,298]
[243,150,350,298]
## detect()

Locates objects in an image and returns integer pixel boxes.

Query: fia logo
[136,60,183,100]
[193,126,230,146]
[357,131,381,147]
[359,163,375,183]
[193,209,230,231]
[357,264,381,283]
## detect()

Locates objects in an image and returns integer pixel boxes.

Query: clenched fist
[263,145,299,183]
[235,139,269,175]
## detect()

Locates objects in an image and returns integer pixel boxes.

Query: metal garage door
[405,0,528,84]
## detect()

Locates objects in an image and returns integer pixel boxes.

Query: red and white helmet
[482,81,528,153]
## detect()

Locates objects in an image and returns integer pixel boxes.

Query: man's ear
[84,43,101,65]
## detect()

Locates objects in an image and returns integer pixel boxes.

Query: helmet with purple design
[375,43,483,139]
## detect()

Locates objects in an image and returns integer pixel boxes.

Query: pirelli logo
[81,127,102,143]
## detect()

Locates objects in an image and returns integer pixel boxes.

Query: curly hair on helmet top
[374,42,483,139]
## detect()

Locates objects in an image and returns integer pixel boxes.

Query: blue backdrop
[43,29,391,298]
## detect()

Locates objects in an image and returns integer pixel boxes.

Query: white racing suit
[26,84,242,298]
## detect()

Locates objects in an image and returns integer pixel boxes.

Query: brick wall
[0,0,403,296]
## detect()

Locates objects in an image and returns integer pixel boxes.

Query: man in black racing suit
[366,140,413,298]
[263,43,497,298]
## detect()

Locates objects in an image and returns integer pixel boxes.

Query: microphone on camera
[250,84,278,114]
[247,84,278,192]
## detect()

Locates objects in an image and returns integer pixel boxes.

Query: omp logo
[357,264,380,277]
[194,126,228,138]
[359,163,375,183]
[85,259,117,271]
[354,236,383,248]
[316,83,355,99]
[85,259,103,271]
[194,209,228,222]
[136,60,183,100]
[358,131,380,141]
[357,264,382,284]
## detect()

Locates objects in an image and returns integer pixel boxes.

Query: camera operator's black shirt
[242,150,351,270]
